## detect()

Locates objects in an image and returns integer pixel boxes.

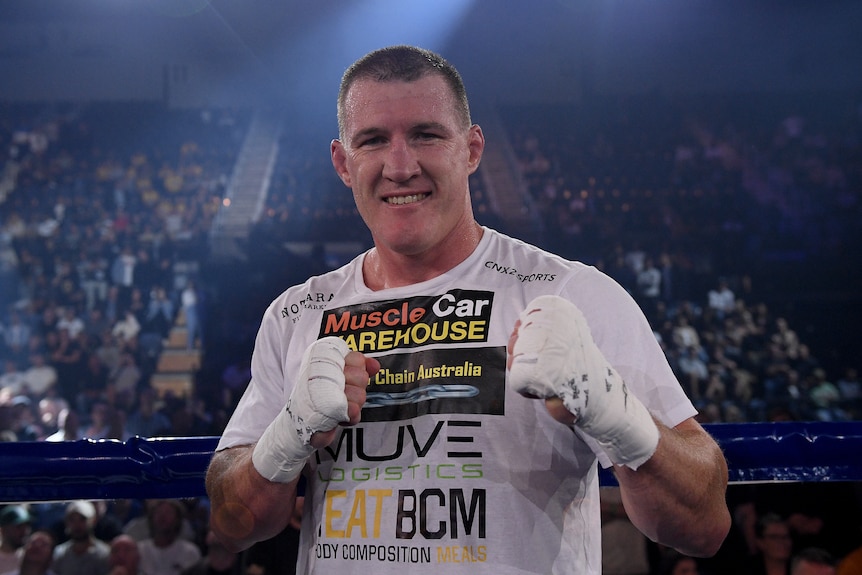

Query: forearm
[615,418,730,557]
[205,445,301,553]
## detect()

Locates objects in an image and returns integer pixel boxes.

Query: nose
[382,137,420,183]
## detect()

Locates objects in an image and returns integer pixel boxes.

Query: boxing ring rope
[1,421,860,503]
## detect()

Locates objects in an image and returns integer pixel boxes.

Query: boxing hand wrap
[509,295,659,470]
[252,337,351,483]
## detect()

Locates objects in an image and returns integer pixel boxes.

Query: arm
[509,295,730,557]
[205,445,299,553]
[206,340,379,553]
[615,417,730,557]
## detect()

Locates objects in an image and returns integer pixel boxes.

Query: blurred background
[1,2,862,574]
[0,0,860,435]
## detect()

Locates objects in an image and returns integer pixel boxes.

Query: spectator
[52,500,110,575]
[107,535,142,575]
[0,361,26,398]
[22,353,57,397]
[138,500,201,575]
[109,353,142,410]
[707,278,735,320]
[112,310,141,344]
[791,547,836,575]
[180,280,201,351]
[0,505,32,573]
[125,388,171,438]
[81,401,112,440]
[1,529,57,575]
[745,512,793,575]
[44,408,82,442]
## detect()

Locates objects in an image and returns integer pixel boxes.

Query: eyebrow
[349,121,453,146]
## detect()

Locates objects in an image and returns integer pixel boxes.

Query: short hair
[791,547,835,574]
[755,512,786,538]
[336,45,472,139]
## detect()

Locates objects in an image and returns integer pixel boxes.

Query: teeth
[386,193,427,205]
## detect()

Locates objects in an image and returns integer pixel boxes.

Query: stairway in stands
[209,107,283,263]
[150,306,200,400]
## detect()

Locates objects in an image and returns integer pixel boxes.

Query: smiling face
[331,73,484,276]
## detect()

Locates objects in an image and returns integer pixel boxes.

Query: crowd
[0,93,860,573]
[0,102,248,445]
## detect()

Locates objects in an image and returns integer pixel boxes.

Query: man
[746,513,793,575]
[791,548,836,575]
[137,500,200,575]
[0,506,32,573]
[51,500,110,575]
[1,530,57,575]
[107,535,143,575]
[206,45,730,574]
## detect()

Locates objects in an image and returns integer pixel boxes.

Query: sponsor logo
[319,290,494,353]
[281,292,335,322]
[483,260,556,283]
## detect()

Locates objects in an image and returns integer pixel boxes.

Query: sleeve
[216,299,292,451]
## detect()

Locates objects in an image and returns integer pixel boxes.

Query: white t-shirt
[218,228,695,575]
[138,538,201,575]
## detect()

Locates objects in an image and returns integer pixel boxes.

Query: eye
[358,135,385,147]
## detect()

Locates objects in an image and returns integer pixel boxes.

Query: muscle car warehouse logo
[319,289,493,353]
[318,289,505,422]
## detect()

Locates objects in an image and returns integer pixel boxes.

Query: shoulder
[479,228,588,285]
[261,255,362,320]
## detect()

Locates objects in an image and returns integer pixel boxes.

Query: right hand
[252,337,379,483]
[310,347,380,448]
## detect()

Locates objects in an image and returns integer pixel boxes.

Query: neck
[71,538,92,554]
[364,222,483,290]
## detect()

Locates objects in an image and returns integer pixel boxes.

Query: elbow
[681,506,732,558]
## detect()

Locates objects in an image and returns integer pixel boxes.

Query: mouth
[384,193,430,206]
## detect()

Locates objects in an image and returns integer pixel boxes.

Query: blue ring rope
[0,422,859,502]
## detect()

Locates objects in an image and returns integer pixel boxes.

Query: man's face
[332,74,484,260]
[22,532,53,568]
[757,522,793,561]
[65,512,91,541]
[1,522,31,549]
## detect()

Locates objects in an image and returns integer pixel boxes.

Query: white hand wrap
[509,295,659,469]
[252,337,351,483]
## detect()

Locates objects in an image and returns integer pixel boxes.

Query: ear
[466,124,485,175]
[331,139,352,187]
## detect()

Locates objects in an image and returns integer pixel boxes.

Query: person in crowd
[205,45,730,574]
[1,530,57,575]
[43,408,82,442]
[106,535,143,575]
[51,500,110,575]
[180,281,201,352]
[0,506,32,573]
[745,512,793,575]
[791,547,836,575]
[124,388,171,438]
[137,500,201,575]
